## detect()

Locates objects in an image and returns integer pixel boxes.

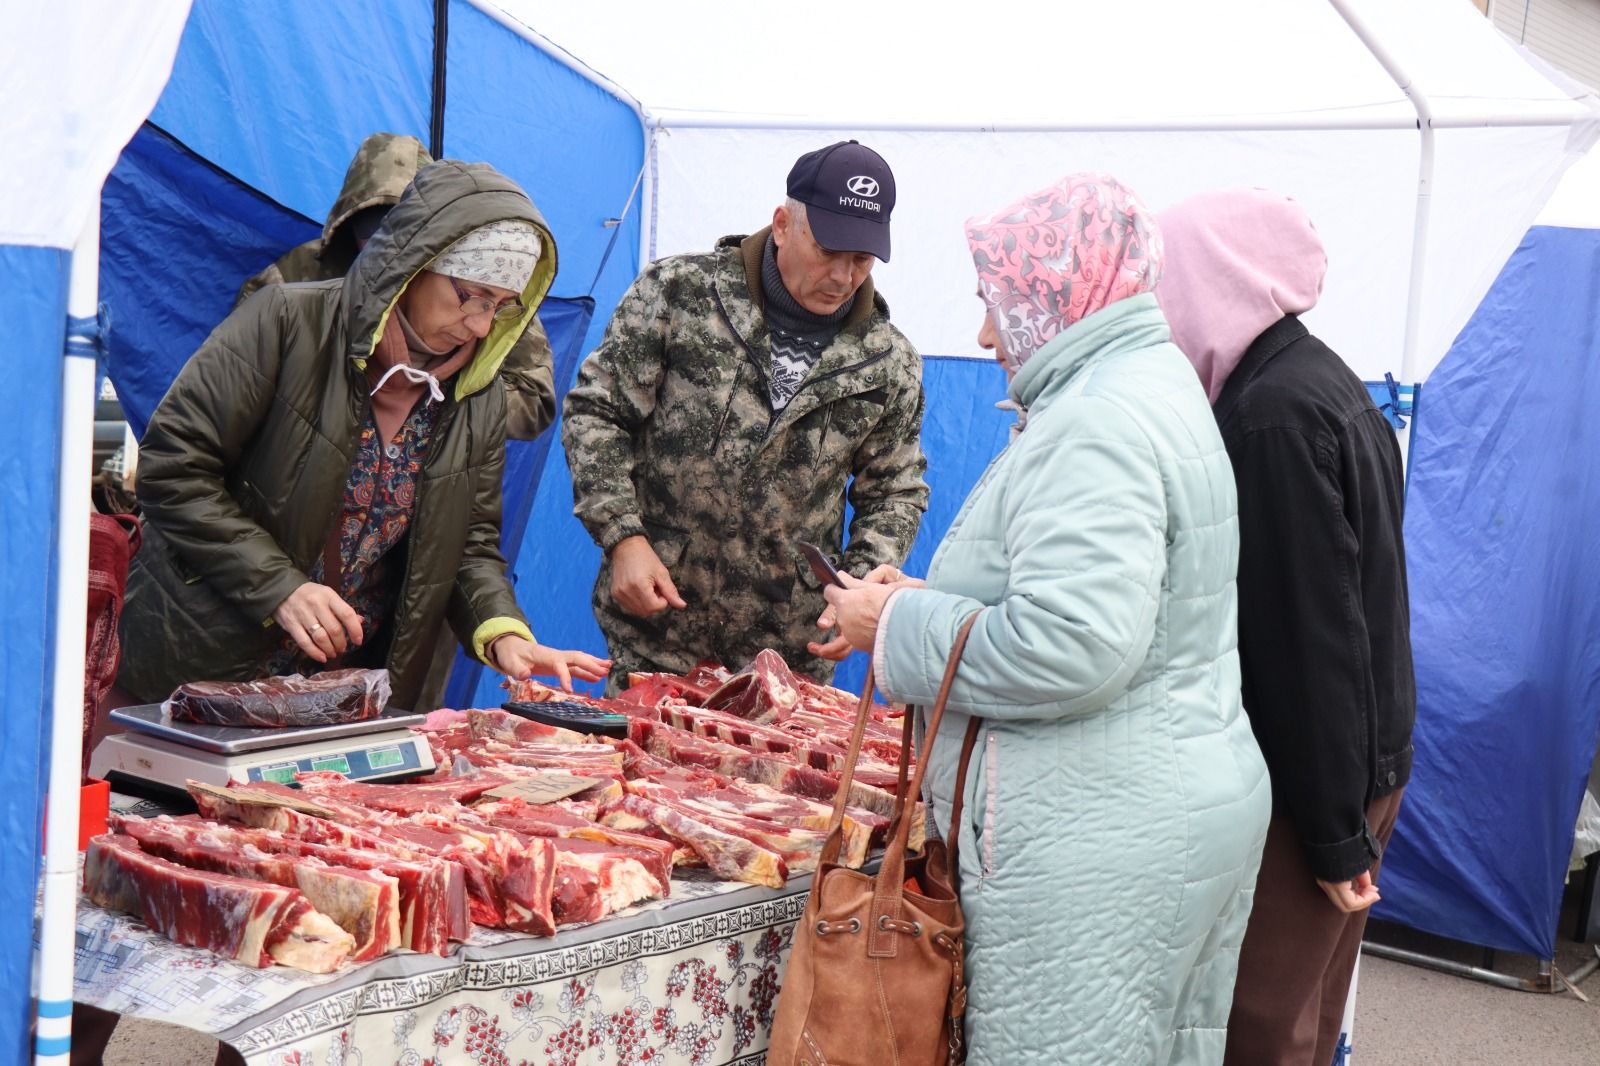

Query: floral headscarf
[965,172,1163,369]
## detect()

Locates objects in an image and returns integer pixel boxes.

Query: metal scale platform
[89,703,436,795]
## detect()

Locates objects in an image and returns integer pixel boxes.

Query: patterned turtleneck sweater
[761,236,855,411]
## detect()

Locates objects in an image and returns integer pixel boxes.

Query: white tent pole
[35,193,100,1066]
[645,109,1578,134]
[639,125,658,266]
[1328,0,1437,395]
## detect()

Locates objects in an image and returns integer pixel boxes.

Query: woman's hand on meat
[272,582,364,663]
[489,636,611,692]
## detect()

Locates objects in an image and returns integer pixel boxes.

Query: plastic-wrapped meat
[164,668,391,728]
[83,834,354,972]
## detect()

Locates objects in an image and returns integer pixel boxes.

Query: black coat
[1214,315,1416,882]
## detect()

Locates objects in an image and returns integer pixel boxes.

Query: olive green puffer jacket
[120,160,557,710]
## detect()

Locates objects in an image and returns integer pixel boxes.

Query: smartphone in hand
[797,541,846,589]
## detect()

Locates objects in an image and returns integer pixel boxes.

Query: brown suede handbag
[767,613,983,1066]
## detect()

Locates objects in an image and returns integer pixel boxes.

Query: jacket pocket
[966,728,999,883]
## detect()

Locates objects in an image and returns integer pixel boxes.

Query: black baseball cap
[786,140,896,262]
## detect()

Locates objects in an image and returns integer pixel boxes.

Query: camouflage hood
[318,132,433,256]
[343,160,557,401]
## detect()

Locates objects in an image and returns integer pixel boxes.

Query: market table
[71,798,812,1066]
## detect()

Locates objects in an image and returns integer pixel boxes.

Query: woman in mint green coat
[822,173,1271,1065]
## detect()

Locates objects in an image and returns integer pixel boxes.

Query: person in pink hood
[1157,187,1415,1066]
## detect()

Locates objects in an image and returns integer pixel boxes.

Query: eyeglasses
[448,276,525,322]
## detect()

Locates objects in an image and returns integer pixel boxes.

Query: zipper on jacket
[710,363,742,454]
[980,731,998,881]
[812,403,834,478]
[711,282,895,438]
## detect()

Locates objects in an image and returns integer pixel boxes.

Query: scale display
[243,741,424,783]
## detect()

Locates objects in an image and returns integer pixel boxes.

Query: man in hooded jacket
[236,132,557,441]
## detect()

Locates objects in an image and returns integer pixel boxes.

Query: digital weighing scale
[89,704,436,796]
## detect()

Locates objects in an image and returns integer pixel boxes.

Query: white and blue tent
[1376,148,1600,963]
[4,0,1597,1060]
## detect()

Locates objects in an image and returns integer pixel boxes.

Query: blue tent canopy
[1375,223,1600,958]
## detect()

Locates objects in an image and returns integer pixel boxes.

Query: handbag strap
[942,716,984,883]
[818,662,883,866]
[868,611,982,958]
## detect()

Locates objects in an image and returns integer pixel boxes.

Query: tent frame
[36,201,101,1066]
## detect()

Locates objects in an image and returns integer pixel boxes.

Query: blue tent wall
[443,0,643,361]
[148,1,433,223]
[103,125,321,435]
[95,0,644,706]
[0,246,69,1063]
[445,295,594,708]
[467,354,1016,705]
[1375,224,1600,958]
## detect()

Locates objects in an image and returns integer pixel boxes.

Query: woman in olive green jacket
[118,160,606,710]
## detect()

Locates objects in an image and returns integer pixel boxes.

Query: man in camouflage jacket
[563,141,928,690]
[237,132,557,441]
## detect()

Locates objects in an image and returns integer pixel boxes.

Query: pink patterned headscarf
[965,172,1163,369]
[1156,187,1327,403]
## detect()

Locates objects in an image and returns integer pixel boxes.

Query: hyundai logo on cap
[846,176,880,199]
[786,140,896,262]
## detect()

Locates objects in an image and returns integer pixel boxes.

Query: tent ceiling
[488,0,1598,380]
[490,0,1588,129]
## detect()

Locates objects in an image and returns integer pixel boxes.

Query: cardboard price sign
[482,773,602,805]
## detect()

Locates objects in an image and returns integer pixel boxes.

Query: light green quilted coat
[878,294,1271,1065]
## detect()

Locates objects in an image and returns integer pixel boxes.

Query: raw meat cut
[111,815,400,962]
[627,718,903,820]
[84,834,353,972]
[548,839,662,924]
[164,814,462,955]
[471,799,676,894]
[600,794,787,888]
[164,668,390,728]
[467,707,591,745]
[701,649,801,723]
[624,780,831,874]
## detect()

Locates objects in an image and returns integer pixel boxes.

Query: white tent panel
[0,1,192,248]
[1414,123,1595,376]
[497,0,1600,381]
[652,126,1418,377]
[1536,142,1600,227]
[513,0,1411,127]
[1352,0,1589,120]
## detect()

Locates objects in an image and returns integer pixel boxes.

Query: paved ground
[99,895,1600,1065]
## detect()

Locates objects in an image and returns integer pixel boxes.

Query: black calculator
[502,700,631,739]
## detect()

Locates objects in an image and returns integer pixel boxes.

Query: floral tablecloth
[74,862,810,1066]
